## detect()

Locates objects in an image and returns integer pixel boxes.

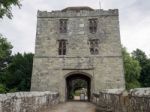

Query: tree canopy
[0,35,13,93]
[132,49,147,66]
[122,48,141,90]
[0,0,21,19]
[0,34,12,70]
[6,53,33,91]
[132,49,150,87]
[0,35,33,93]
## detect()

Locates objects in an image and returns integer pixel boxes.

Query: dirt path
[44,102,97,112]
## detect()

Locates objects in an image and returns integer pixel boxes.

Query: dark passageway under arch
[66,73,91,101]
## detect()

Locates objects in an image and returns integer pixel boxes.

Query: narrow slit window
[89,39,99,55]
[60,19,68,33]
[58,40,67,55]
[89,19,97,33]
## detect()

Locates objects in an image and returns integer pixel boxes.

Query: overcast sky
[0,0,150,55]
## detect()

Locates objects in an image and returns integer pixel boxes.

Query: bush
[0,84,6,93]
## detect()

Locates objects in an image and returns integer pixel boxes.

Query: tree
[132,49,150,87]
[6,53,34,91]
[122,48,141,90]
[0,35,12,93]
[132,49,147,66]
[0,35,34,93]
[142,61,150,87]
[0,0,21,19]
[0,34,13,70]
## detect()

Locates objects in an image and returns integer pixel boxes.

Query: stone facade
[31,7,125,101]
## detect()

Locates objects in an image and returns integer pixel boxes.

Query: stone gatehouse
[31,7,125,101]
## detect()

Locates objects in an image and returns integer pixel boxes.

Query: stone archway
[65,72,92,101]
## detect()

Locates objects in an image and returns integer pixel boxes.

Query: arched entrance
[66,73,91,101]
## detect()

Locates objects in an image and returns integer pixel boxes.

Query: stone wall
[92,88,150,112]
[0,91,59,112]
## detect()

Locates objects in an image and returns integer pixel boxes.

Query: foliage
[6,53,34,91]
[141,62,150,87]
[0,34,12,88]
[122,48,141,90]
[132,49,147,66]
[0,84,6,93]
[72,79,87,91]
[68,79,87,99]
[0,34,12,59]
[0,0,21,19]
[74,90,81,96]
[0,35,34,93]
[132,49,150,87]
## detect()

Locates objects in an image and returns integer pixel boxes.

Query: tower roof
[61,6,94,12]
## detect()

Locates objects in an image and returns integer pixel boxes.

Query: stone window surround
[89,39,99,55]
[58,39,67,55]
[60,19,68,33]
[89,18,98,34]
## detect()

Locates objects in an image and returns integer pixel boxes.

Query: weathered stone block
[0,91,59,112]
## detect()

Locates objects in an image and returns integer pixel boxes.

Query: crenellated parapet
[37,7,118,18]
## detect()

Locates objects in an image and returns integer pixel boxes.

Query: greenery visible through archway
[70,79,88,99]
[66,74,91,101]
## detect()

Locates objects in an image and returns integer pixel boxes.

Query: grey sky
[0,0,150,55]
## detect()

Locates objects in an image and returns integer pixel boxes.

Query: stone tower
[31,7,125,101]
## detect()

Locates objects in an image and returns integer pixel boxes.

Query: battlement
[37,7,118,18]
[61,6,94,12]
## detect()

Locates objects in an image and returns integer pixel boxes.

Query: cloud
[0,0,149,55]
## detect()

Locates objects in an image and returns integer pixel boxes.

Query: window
[89,19,97,33]
[58,40,67,55]
[89,39,99,55]
[60,19,68,33]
